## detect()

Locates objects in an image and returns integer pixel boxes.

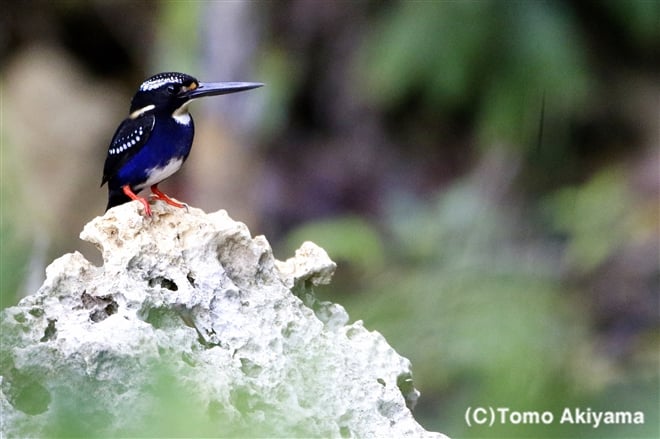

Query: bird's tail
[106,189,132,211]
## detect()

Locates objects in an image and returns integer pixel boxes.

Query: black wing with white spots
[101,114,155,186]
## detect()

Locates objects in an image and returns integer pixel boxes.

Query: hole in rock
[28,308,44,318]
[148,276,178,291]
[142,306,180,329]
[396,372,418,411]
[39,319,57,342]
[186,272,196,287]
[104,301,118,316]
[86,294,119,322]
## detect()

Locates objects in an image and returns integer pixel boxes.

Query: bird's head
[128,72,263,120]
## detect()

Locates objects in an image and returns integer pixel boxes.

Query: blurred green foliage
[283,215,384,273]
[0,217,28,310]
[603,0,660,46]
[357,183,584,399]
[153,1,201,73]
[1,128,30,310]
[348,3,658,434]
[0,351,307,438]
[359,1,590,148]
[284,175,657,437]
[544,167,632,273]
[257,46,304,139]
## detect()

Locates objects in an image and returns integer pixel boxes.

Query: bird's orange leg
[150,184,187,210]
[122,185,152,217]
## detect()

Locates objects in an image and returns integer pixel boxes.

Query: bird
[101,72,263,217]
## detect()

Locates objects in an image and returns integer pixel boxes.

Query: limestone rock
[1,201,447,438]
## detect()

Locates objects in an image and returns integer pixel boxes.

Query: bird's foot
[122,185,152,217]
[150,185,188,211]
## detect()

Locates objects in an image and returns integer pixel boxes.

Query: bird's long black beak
[185,82,264,99]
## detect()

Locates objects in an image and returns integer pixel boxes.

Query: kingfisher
[101,72,263,216]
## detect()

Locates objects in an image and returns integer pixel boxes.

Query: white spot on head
[139,73,189,91]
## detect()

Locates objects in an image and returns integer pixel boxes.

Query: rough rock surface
[1,202,446,438]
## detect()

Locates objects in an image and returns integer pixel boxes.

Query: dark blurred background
[1,1,658,437]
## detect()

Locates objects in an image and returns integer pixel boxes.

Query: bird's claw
[149,185,188,212]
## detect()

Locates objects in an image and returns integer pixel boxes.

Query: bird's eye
[167,85,177,94]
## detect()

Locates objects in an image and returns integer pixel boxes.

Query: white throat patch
[172,101,192,125]
[173,113,191,125]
